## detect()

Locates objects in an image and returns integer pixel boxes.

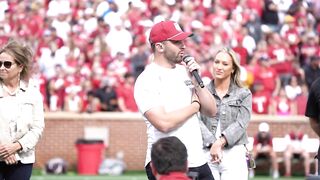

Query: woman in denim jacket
[200,47,252,180]
[0,40,45,180]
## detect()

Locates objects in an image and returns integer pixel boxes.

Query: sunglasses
[0,61,15,69]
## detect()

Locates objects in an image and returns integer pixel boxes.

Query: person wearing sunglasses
[134,20,217,180]
[0,40,45,180]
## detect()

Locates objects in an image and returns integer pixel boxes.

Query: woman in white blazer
[0,40,45,180]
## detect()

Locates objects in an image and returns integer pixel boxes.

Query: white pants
[206,144,248,180]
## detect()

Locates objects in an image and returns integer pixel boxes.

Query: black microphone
[182,55,204,88]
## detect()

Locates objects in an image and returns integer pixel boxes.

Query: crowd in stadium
[0,0,319,114]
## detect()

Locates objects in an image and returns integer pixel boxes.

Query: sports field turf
[30,170,306,180]
[30,176,305,180]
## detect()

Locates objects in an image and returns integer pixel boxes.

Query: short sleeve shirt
[305,77,320,121]
[134,63,206,168]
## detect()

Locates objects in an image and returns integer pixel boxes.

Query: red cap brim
[168,32,193,41]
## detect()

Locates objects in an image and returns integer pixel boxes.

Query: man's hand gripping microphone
[183,55,204,88]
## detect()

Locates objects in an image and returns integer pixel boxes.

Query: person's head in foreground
[151,136,188,177]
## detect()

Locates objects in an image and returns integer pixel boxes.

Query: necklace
[2,83,20,96]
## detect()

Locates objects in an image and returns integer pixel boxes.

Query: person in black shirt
[306,77,320,176]
[304,56,320,89]
[95,78,118,111]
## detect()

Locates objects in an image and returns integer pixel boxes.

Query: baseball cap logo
[173,22,182,31]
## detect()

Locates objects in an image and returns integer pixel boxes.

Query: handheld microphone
[182,55,204,88]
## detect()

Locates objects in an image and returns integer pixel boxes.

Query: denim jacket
[200,80,252,149]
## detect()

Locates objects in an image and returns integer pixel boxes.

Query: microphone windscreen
[182,55,192,63]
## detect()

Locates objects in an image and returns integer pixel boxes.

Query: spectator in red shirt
[254,56,281,97]
[116,72,138,112]
[294,83,308,115]
[233,41,249,66]
[82,90,101,113]
[246,0,264,17]
[266,32,295,84]
[89,17,110,41]
[300,34,319,67]
[0,25,10,45]
[280,15,300,55]
[251,122,279,179]
[252,81,271,114]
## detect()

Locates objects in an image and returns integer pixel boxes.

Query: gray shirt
[200,80,252,148]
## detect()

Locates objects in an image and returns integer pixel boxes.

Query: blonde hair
[215,47,243,87]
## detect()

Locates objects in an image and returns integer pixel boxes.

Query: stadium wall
[35,113,317,171]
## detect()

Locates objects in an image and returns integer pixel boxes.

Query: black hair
[151,136,187,175]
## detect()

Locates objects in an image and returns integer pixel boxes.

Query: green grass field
[30,175,305,180]
[30,170,307,180]
[30,176,305,180]
[31,170,148,180]
[31,175,148,180]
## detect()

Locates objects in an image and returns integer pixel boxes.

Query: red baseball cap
[149,21,192,44]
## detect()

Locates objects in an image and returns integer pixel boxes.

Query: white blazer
[0,80,45,164]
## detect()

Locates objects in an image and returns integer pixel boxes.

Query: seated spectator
[300,35,319,67]
[151,136,191,180]
[63,85,83,113]
[304,56,320,89]
[254,56,281,97]
[294,83,309,115]
[283,126,310,177]
[266,32,295,85]
[270,87,297,115]
[82,91,101,113]
[115,72,138,112]
[251,122,279,179]
[252,81,271,114]
[284,75,302,100]
[95,78,119,111]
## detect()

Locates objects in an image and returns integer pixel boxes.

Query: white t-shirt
[134,63,206,168]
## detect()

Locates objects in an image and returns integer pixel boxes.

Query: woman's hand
[4,154,17,165]
[210,141,223,163]
[210,137,227,163]
[0,142,21,159]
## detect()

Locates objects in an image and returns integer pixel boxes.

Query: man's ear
[155,43,164,52]
[150,162,158,177]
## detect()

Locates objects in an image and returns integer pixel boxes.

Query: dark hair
[151,136,188,175]
[150,43,156,52]
[0,39,33,81]
[310,56,320,62]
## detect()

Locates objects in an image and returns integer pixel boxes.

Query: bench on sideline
[247,137,319,153]
[247,136,319,173]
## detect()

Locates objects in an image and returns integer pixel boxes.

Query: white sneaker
[249,169,255,179]
[272,170,279,179]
